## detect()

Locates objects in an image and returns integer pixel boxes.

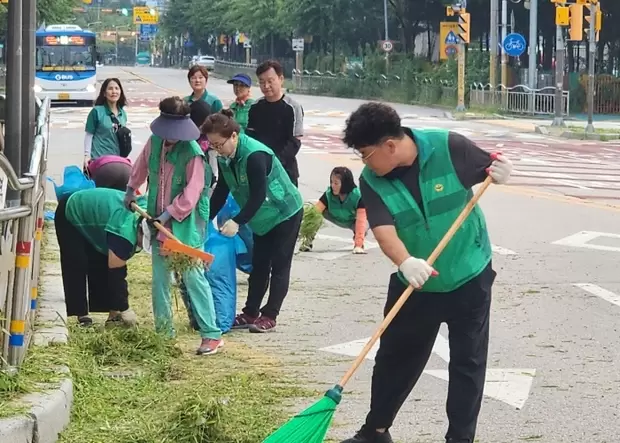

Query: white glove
[220,219,239,237]
[488,153,513,185]
[398,256,438,289]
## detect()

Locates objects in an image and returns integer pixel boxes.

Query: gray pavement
[44,66,620,442]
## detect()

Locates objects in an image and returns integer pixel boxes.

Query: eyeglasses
[353,148,377,161]
[209,136,231,150]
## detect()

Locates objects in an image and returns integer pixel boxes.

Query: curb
[0,262,73,443]
[535,125,620,141]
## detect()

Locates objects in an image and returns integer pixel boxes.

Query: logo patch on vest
[434,183,444,192]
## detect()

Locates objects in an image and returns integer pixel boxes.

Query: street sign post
[292,38,304,52]
[139,24,158,41]
[380,40,393,52]
[133,6,158,25]
[502,32,526,57]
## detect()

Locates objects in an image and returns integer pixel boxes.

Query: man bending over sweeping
[339,102,513,443]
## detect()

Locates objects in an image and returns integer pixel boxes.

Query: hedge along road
[45,65,620,442]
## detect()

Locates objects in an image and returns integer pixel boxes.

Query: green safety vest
[325,186,361,226]
[147,135,211,248]
[230,98,255,133]
[218,133,303,236]
[85,104,128,159]
[184,90,223,112]
[361,128,492,293]
[65,188,145,256]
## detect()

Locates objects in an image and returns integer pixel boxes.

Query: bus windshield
[35,35,96,71]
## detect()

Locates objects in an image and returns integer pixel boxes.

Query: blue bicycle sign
[503,33,526,57]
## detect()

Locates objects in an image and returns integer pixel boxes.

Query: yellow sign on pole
[0,0,8,4]
[439,22,460,61]
[133,6,159,25]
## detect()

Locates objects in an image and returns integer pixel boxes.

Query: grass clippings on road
[3,223,314,442]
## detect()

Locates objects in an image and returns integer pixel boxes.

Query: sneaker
[196,338,224,355]
[78,316,93,327]
[299,242,313,252]
[120,309,138,326]
[352,246,366,254]
[341,426,393,443]
[248,315,276,333]
[231,313,257,329]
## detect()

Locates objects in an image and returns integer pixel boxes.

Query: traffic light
[556,6,570,26]
[116,8,129,16]
[458,12,470,44]
[568,4,583,41]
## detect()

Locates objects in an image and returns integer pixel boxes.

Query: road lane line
[573,283,620,308]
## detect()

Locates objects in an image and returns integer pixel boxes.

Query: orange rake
[131,202,215,265]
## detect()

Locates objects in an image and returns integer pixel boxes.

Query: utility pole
[490,0,499,88]
[585,1,597,134]
[551,24,566,126]
[528,0,538,89]
[500,0,508,103]
[383,0,389,73]
[5,0,22,207]
[21,0,36,174]
[447,3,470,112]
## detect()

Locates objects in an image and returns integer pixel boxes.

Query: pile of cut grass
[3,223,314,442]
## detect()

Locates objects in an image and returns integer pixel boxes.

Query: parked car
[195,55,215,71]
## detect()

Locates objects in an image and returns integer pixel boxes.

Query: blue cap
[227,73,252,87]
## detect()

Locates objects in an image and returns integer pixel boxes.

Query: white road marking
[552,231,620,253]
[492,245,517,255]
[573,283,620,308]
[549,178,591,189]
[320,332,535,409]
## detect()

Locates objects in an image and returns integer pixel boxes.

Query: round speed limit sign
[382,41,393,52]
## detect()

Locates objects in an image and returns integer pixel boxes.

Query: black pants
[365,263,496,442]
[54,197,129,317]
[242,208,303,320]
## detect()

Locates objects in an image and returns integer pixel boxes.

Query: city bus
[35,24,98,106]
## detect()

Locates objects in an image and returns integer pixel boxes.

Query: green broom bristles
[262,385,342,443]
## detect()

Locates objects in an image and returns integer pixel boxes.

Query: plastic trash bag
[47,165,95,201]
[216,193,254,274]
[204,221,247,334]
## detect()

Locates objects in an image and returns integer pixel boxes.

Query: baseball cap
[227,73,252,87]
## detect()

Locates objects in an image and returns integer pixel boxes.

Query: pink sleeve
[166,156,206,221]
[127,138,151,190]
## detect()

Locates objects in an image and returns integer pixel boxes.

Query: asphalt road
[46,66,620,443]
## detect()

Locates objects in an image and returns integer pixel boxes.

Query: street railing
[0,97,50,369]
[290,69,458,107]
[469,83,570,116]
[214,59,258,82]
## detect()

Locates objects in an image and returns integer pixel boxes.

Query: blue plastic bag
[204,222,245,334]
[47,165,95,201]
[216,194,254,274]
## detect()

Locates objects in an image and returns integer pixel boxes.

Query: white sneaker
[120,309,138,326]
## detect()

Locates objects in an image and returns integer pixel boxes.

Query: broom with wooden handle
[261,176,494,443]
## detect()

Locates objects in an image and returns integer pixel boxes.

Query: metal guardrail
[290,69,457,106]
[214,60,258,83]
[0,97,50,369]
[469,83,570,116]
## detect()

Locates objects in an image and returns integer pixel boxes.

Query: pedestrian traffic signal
[555,6,570,26]
[568,4,583,41]
[458,12,470,44]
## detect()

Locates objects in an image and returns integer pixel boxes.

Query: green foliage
[299,203,324,249]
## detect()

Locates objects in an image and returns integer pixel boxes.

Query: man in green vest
[202,111,304,333]
[339,103,513,443]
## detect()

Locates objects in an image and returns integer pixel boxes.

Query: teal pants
[151,243,221,340]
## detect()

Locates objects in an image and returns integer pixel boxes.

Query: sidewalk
[0,259,73,443]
